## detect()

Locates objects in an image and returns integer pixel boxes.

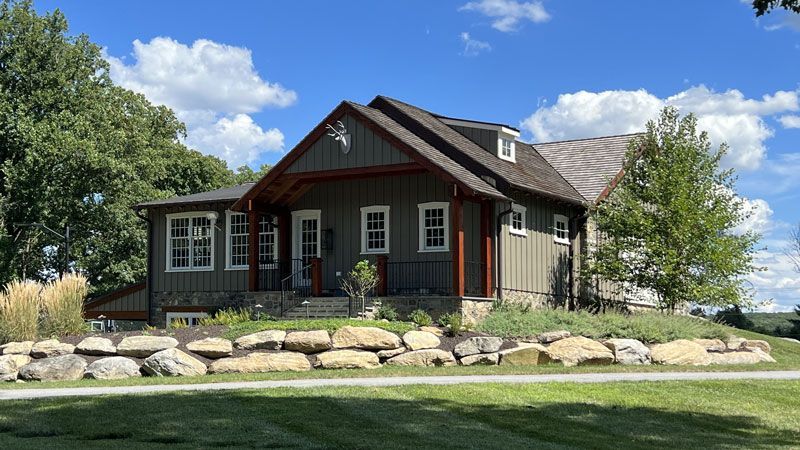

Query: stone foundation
[151,291,283,328]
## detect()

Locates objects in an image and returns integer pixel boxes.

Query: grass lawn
[0,380,799,448]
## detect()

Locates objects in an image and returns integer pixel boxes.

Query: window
[510,204,527,236]
[360,206,390,254]
[498,136,516,162]
[226,212,279,269]
[167,213,214,271]
[259,216,278,264]
[166,312,208,328]
[554,214,570,245]
[418,202,449,252]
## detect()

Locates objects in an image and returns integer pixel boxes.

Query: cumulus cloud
[779,115,800,128]
[106,37,295,168]
[521,85,799,170]
[747,248,800,312]
[459,0,550,32]
[459,32,492,56]
[733,197,774,236]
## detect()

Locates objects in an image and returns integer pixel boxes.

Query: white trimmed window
[167,213,214,271]
[554,214,570,245]
[166,312,208,328]
[226,212,279,269]
[259,216,278,265]
[498,136,516,162]
[418,202,449,252]
[360,205,390,254]
[510,204,527,236]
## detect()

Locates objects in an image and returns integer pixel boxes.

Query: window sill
[360,250,389,255]
[510,229,527,237]
[225,266,248,271]
[554,238,571,246]
[418,248,450,253]
[165,268,214,273]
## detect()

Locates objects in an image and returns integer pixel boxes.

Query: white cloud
[459,0,550,32]
[733,197,774,236]
[780,115,800,128]
[106,37,295,168]
[521,85,799,170]
[748,247,800,312]
[460,32,492,56]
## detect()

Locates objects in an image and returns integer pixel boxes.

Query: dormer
[437,116,521,163]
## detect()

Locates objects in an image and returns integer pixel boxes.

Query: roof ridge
[532,132,645,146]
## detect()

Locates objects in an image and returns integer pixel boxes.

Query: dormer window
[498,135,516,162]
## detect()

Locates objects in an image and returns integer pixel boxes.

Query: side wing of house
[84,282,147,320]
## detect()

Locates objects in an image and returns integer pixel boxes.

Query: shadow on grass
[0,387,796,449]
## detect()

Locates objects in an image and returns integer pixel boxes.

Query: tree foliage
[752,0,800,16]
[586,107,761,312]
[0,0,247,294]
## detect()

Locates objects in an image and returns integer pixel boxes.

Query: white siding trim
[225,210,248,270]
[291,209,322,260]
[417,201,450,253]
[360,205,390,255]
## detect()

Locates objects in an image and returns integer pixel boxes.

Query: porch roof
[133,183,255,210]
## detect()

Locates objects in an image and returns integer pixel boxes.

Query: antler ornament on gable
[326,120,352,154]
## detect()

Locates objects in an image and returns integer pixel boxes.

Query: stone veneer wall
[151,291,283,328]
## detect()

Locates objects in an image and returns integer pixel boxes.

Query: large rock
[30,340,75,358]
[376,347,406,359]
[117,336,179,358]
[186,338,233,358]
[0,354,31,381]
[603,339,651,365]
[208,352,311,374]
[385,349,457,367]
[142,348,207,377]
[402,331,441,351]
[419,326,444,337]
[0,341,33,355]
[708,351,762,365]
[284,330,332,354]
[546,336,614,367]
[749,348,777,363]
[453,336,503,358]
[84,357,142,380]
[743,340,771,354]
[75,337,117,356]
[460,352,499,366]
[726,336,747,351]
[315,350,381,369]
[499,343,552,366]
[537,330,571,344]
[331,326,402,350]
[692,339,727,353]
[233,330,286,350]
[18,354,87,381]
[650,340,710,366]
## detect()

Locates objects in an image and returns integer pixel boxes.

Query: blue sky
[38,0,800,310]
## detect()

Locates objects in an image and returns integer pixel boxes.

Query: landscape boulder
[747,347,777,363]
[117,336,179,358]
[385,349,457,367]
[691,339,727,353]
[708,351,762,365]
[284,330,332,354]
[186,338,233,358]
[402,331,441,351]
[0,354,31,381]
[650,340,710,366]
[84,357,142,380]
[546,336,614,367]
[315,350,381,369]
[233,330,286,350]
[743,340,771,354]
[0,341,34,355]
[499,343,552,366]
[30,340,75,358]
[537,330,571,344]
[459,352,499,366]
[726,336,747,351]
[603,339,651,365]
[142,348,207,377]
[376,347,406,359]
[18,354,87,381]
[75,337,117,356]
[208,352,311,374]
[453,336,503,358]
[419,326,444,337]
[331,326,402,350]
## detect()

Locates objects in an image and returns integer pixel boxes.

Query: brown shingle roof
[534,133,640,202]
[134,183,255,209]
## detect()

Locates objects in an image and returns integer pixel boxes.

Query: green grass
[726,312,800,339]
[1,380,799,448]
[477,308,730,343]
[223,318,415,340]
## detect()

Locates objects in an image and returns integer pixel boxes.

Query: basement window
[166,312,208,328]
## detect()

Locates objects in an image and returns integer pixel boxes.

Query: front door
[292,210,321,286]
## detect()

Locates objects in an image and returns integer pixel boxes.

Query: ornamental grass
[0,280,41,343]
[39,274,89,338]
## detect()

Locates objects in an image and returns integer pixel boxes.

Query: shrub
[438,312,462,337]
[408,309,432,327]
[198,307,253,326]
[40,274,89,337]
[375,304,398,321]
[0,280,41,343]
[169,317,189,329]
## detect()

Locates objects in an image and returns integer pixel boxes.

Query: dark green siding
[90,287,148,312]
[449,125,497,155]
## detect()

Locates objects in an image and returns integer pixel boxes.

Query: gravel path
[2,370,799,401]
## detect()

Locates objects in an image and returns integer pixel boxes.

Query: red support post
[480,199,493,298]
[247,206,259,292]
[376,255,388,297]
[310,257,323,297]
[452,190,465,297]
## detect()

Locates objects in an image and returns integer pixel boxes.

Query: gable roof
[134,183,254,210]
[534,133,641,202]
[369,96,585,205]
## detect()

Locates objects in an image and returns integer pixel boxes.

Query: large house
[85,96,639,327]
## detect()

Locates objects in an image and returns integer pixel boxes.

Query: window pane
[192,217,212,268]
[170,218,190,268]
[259,216,276,263]
[229,213,248,267]
[365,210,386,251]
[422,207,446,249]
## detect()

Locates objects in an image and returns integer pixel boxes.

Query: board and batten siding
[292,173,481,290]
[449,125,498,155]
[88,286,148,312]
[285,114,411,173]
[149,203,249,293]
[497,193,578,298]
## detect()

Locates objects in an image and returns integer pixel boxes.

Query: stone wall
[150,291,283,327]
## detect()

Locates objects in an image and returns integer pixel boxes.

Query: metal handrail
[280,262,312,315]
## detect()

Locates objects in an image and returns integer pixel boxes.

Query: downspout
[567,210,590,311]
[495,201,514,302]
[134,208,153,325]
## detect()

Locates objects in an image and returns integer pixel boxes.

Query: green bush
[375,304,399,322]
[476,308,729,344]
[438,312,462,337]
[224,318,414,340]
[408,309,432,327]
[198,307,254,327]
